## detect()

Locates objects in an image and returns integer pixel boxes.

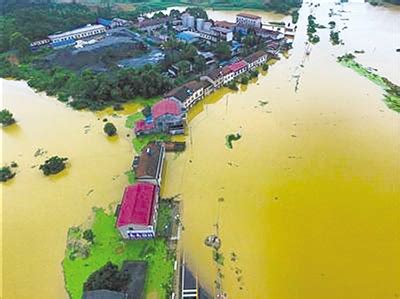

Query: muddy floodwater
[162,2,400,299]
[2,1,400,299]
[1,80,140,298]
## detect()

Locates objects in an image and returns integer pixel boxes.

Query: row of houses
[166,50,268,109]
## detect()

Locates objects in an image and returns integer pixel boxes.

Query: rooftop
[134,142,164,179]
[237,13,262,20]
[116,182,157,227]
[228,60,248,72]
[244,50,268,63]
[152,98,182,120]
[48,24,105,40]
[214,20,236,29]
[134,120,155,134]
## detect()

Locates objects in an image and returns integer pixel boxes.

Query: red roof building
[151,98,181,120]
[228,60,248,73]
[134,120,155,135]
[116,183,159,239]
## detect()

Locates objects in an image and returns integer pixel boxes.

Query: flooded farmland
[2,1,400,299]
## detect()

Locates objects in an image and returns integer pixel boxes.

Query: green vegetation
[126,111,145,129]
[0,166,16,182]
[338,53,400,112]
[330,31,342,45]
[225,133,242,149]
[83,229,95,244]
[63,209,174,299]
[250,69,259,78]
[0,109,16,126]
[291,10,299,24]
[104,122,117,137]
[262,63,269,71]
[156,200,174,238]
[307,15,322,44]
[328,21,336,29]
[214,41,232,61]
[240,76,249,85]
[125,170,136,184]
[227,81,238,91]
[83,262,129,292]
[39,156,68,176]
[213,250,224,265]
[132,133,170,153]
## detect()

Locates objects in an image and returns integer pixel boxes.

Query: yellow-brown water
[162,2,400,299]
[1,80,140,298]
[1,2,400,299]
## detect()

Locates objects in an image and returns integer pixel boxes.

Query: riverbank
[338,53,400,112]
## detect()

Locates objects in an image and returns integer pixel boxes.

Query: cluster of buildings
[30,18,131,50]
[116,142,166,240]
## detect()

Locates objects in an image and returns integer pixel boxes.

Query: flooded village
[2,1,400,299]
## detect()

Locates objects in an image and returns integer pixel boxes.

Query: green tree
[0,109,16,126]
[83,229,95,243]
[215,42,231,61]
[39,156,68,176]
[84,262,129,292]
[103,122,117,136]
[10,32,30,57]
[0,166,16,182]
[185,7,208,20]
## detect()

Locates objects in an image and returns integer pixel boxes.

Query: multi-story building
[116,182,159,239]
[244,50,268,70]
[166,80,209,109]
[201,67,225,89]
[236,13,262,28]
[228,60,248,78]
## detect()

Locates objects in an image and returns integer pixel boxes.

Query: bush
[240,76,249,85]
[0,166,16,182]
[262,63,269,71]
[103,122,117,136]
[83,229,95,243]
[84,262,129,292]
[39,156,68,176]
[227,81,238,91]
[0,109,16,126]
[250,70,259,78]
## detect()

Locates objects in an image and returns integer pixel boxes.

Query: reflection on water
[162,3,400,299]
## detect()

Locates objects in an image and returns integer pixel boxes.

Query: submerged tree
[0,166,16,182]
[39,156,68,176]
[83,229,95,244]
[0,109,16,126]
[103,122,117,136]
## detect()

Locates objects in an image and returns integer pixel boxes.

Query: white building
[236,13,262,29]
[48,24,106,44]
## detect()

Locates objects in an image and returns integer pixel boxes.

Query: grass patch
[132,134,171,153]
[125,111,145,129]
[124,170,136,184]
[156,200,174,238]
[63,208,174,299]
[225,133,242,149]
[338,54,400,112]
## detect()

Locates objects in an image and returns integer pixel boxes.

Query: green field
[63,208,174,299]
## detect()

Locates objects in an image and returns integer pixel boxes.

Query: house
[133,142,165,185]
[212,26,233,42]
[98,17,131,29]
[236,13,262,29]
[152,98,185,135]
[255,28,285,41]
[116,182,159,239]
[30,38,51,51]
[201,67,225,89]
[166,80,208,109]
[48,24,106,46]
[222,66,234,84]
[137,17,168,33]
[244,50,268,70]
[214,20,236,30]
[228,60,248,78]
